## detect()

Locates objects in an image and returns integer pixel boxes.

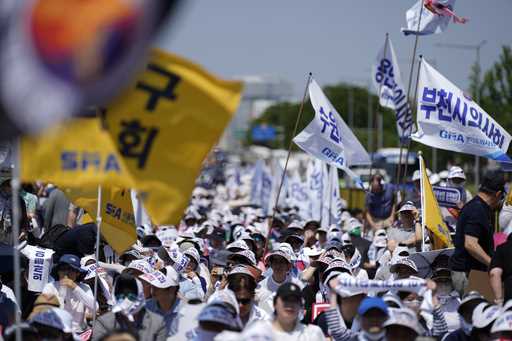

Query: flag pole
[92,185,102,325]
[397,0,425,194]
[264,72,312,254]
[11,139,22,341]
[418,151,426,252]
[369,33,390,184]
[401,56,423,189]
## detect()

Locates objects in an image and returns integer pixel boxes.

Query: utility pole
[435,40,487,188]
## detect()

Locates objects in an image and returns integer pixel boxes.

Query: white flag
[412,59,512,164]
[328,165,343,225]
[268,158,286,214]
[372,36,414,143]
[321,163,330,227]
[286,170,310,219]
[306,158,325,221]
[401,0,467,36]
[250,160,273,214]
[293,78,371,170]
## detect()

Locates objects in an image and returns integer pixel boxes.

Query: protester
[42,254,96,333]
[251,283,325,340]
[140,266,181,337]
[0,151,509,341]
[387,201,421,253]
[449,170,506,295]
[365,174,396,232]
[92,273,166,341]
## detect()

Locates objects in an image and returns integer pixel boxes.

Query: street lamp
[435,40,487,187]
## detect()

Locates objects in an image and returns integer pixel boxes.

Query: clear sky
[157,1,512,98]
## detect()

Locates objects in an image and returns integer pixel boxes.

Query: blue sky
[157,1,512,98]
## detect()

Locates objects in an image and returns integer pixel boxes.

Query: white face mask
[404,299,421,313]
[363,330,386,341]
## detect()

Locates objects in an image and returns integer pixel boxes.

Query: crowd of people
[0,160,512,341]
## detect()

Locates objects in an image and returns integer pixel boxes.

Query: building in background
[219,75,293,152]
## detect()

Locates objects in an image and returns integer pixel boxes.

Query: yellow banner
[420,154,453,249]
[20,118,134,188]
[105,49,243,224]
[63,187,136,254]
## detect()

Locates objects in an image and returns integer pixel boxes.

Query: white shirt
[255,274,304,315]
[42,280,96,332]
[250,320,326,341]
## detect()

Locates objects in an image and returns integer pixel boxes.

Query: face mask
[436,282,454,296]
[461,318,473,335]
[350,227,361,237]
[363,329,386,341]
[404,299,421,313]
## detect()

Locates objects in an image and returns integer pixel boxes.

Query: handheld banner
[21,245,54,293]
[432,185,463,208]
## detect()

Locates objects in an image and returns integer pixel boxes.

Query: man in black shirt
[490,232,512,305]
[449,170,506,296]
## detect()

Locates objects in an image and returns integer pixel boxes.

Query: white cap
[473,303,501,329]
[304,246,323,257]
[127,259,153,274]
[383,308,421,335]
[342,233,352,246]
[398,201,416,213]
[491,311,512,333]
[227,249,257,266]
[347,218,362,231]
[448,166,466,180]
[226,239,249,252]
[139,266,179,288]
[183,247,201,265]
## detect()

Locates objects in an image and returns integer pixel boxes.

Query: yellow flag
[63,187,137,253]
[105,49,243,224]
[20,118,134,188]
[419,154,453,249]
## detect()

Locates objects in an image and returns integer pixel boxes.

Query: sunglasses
[237,297,252,305]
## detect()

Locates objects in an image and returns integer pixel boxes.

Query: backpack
[38,224,69,249]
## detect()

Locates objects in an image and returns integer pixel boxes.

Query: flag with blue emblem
[293,78,370,188]
[412,59,512,167]
[372,36,414,144]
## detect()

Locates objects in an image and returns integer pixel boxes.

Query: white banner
[412,59,512,164]
[401,0,463,36]
[286,170,310,218]
[372,36,413,143]
[293,78,371,170]
[306,158,325,221]
[322,165,342,226]
[250,160,273,214]
[21,245,54,293]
